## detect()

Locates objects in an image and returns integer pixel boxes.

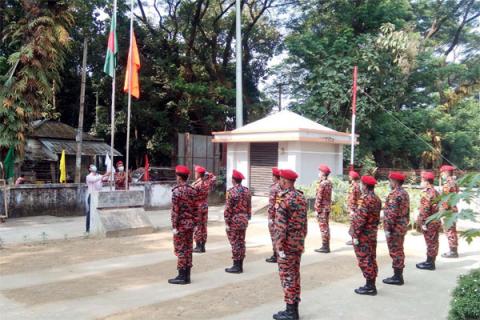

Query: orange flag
[123,31,140,99]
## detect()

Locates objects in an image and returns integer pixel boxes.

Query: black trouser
[85,194,91,232]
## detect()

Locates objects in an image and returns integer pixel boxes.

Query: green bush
[449,268,480,320]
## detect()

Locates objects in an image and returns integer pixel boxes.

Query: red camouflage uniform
[274,187,308,304]
[417,187,440,258]
[383,187,410,270]
[114,172,130,190]
[351,190,382,281]
[347,181,361,235]
[171,184,198,269]
[224,184,252,261]
[192,173,217,244]
[442,177,459,249]
[314,179,332,243]
[268,182,281,254]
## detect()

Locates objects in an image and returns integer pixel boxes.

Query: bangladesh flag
[103,5,117,77]
[4,147,15,180]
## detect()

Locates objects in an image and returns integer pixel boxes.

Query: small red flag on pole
[144,154,150,181]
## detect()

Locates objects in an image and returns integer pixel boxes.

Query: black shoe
[266,254,277,263]
[273,303,299,320]
[442,248,458,258]
[225,259,243,273]
[416,256,436,270]
[193,242,205,253]
[185,267,191,283]
[314,243,330,253]
[168,268,189,285]
[383,268,404,285]
[354,279,377,296]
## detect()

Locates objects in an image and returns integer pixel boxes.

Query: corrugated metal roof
[30,120,101,141]
[40,139,122,157]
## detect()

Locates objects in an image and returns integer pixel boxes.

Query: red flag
[123,31,141,99]
[144,154,150,181]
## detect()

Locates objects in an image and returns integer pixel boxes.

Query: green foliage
[428,173,480,244]
[448,268,480,320]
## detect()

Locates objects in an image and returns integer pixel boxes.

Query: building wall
[226,143,249,188]
[286,142,343,187]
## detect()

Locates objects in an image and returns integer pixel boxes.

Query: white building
[212,110,357,195]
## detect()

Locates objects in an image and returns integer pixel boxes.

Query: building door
[249,143,278,196]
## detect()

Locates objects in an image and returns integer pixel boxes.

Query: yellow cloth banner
[59,150,66,183]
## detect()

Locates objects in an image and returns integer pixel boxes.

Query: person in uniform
[350,175,382,296]
[114,161,130,190]
[191,165,216,253]
[273,169,307,320]
[416,171,441,271]
[382,171,410,286]
[266,167,281,263]
[224,169,252,274]
[346,170,361,245]
[314,164,332,253]
[168,165,198,285]
[439,165,460,258]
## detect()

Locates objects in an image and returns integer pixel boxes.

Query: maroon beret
[280,169,298,181]
[318,164,331,174]
[388,171,406,182]
[175,165,190,175]
[361,175,377,186]
[232,169,245,180]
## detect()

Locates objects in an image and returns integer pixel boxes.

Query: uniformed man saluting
[350,175,382,296]
[346,170,361,245]
[224,169,252,274]
[191,165,216,253]
[439,165,460,258]
[383,171,410,286]
[416,171,440,271]
[314,164,333,253]
[273,169,307,320]
[168,165,198,285]
[266,167,281,263]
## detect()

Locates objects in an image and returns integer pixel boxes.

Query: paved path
[0,215,478,320]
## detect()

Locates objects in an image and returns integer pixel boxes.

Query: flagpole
[110,0,117,191]
[125,0,134,190]
[350,66,358,171]
[235,0,243,128]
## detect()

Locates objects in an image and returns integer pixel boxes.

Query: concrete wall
[226,143,250,189]
[1,182,178,218]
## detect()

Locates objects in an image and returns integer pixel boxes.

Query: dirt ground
[1,217,478,320]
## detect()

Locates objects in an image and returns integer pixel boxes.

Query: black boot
[266,252,277,263]
[185,267,191,283]
[168,268,189,285]
[193,242,205,253]
[273,303,299,320]
[225,259,243,273]
[416,256,436,270]
[314,242,330,253]
[383,268,404,285]
[354,279,377,296]
[442,248,458,258]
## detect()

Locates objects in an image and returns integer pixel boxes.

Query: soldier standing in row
[266,167,281,263]
[168,165,198,285]
[346,170,361,245]
[191,165,216,253]
[440,165,460,258]
[314,164,332,253]
[416,171,441,271]
[273,169,307,320]
[224,170,252,274]
[350,175,382,296]
[382,172,410,286]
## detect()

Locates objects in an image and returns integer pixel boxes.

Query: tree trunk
[75,36,88,183]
